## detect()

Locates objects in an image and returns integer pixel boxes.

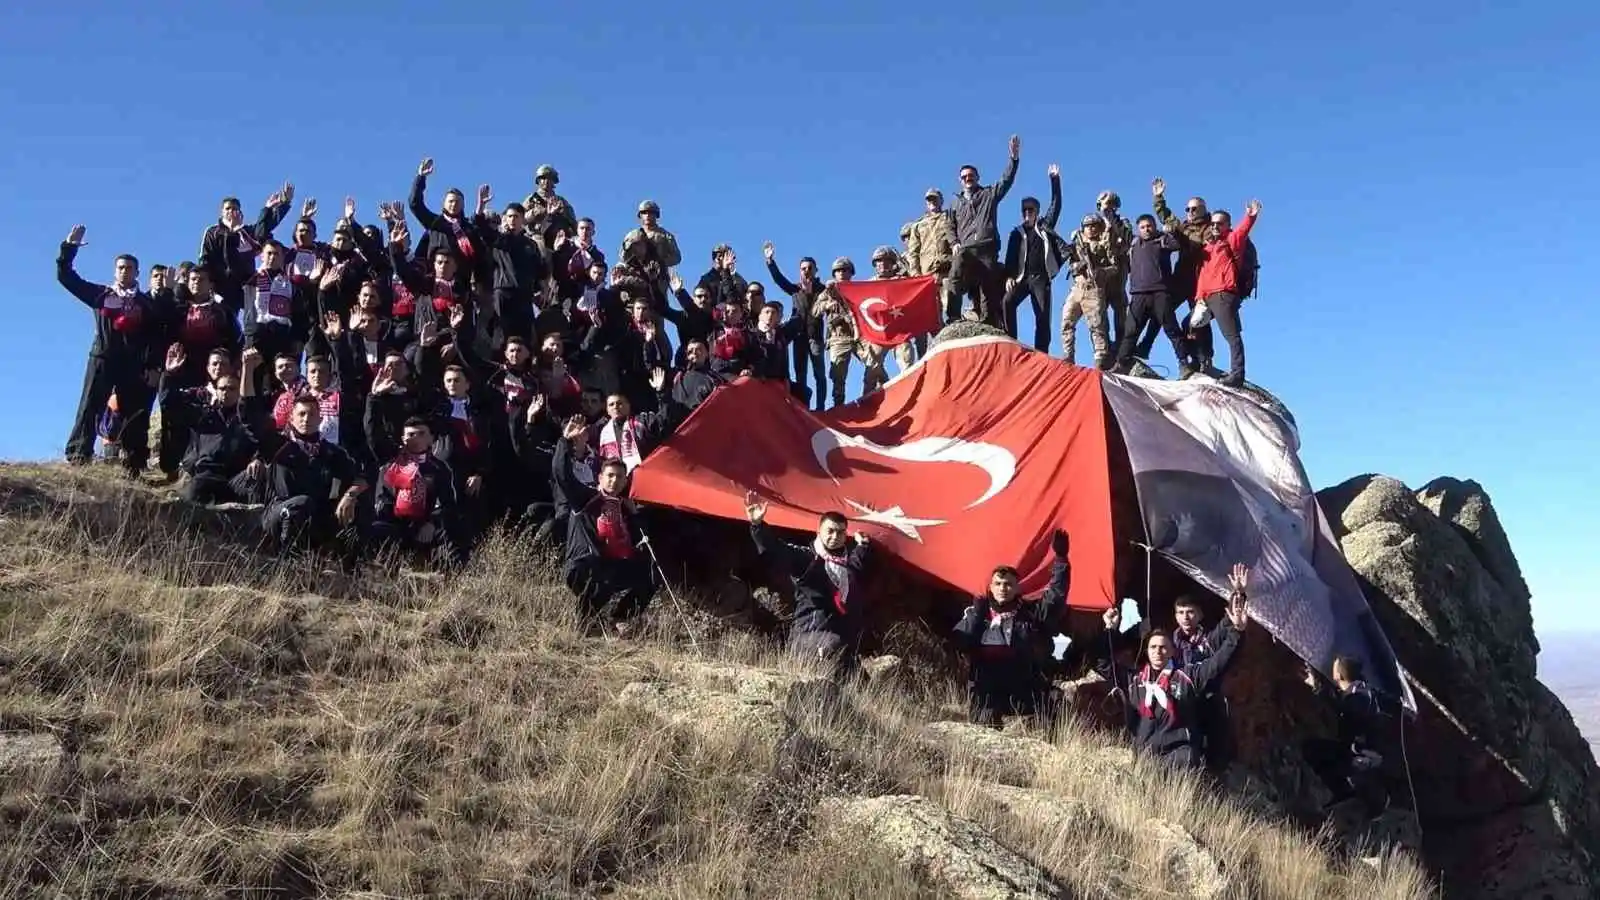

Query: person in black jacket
[57,225,165,474]
[954,529,1071,728]
[475,199,546,343]
[247,393,368,559]
[1095,564,1251,771]
[158,372,263,505]
[1301,656,1398,815]
[197,186,291,307]
[695,243,748,313]
[1001,164,1064,352]
[744,491,873,673]
[671,339,728,412]
[555,416,655,635]
[950,135,1020,327]
[371,417,466,568]
[543,408,599,547]
[1114,215,1191,375]
[407,158,483,295]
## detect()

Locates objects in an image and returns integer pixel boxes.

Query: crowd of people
[53,140,1398,817]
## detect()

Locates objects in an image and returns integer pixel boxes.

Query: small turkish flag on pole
[834,275,942,348]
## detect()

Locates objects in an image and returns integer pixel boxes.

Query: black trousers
[565,555,655,623]
[494,288,534,344]
[952,251,1006,327]
[791,337,826,412]
[1002,273,1053,352]
[371,511,467,568]
[261,495,363,562]
[180,469,256,505]
[1116,290,1190,369]
[1192,291,1245,384]
[66,353,152,471]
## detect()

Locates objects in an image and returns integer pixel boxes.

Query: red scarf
[498,369,533,408]
[272,380,310,429]
[180,299,226,348]
[812,537,852,615]
[444,215,475,261]
[384,452,431,519]
[251,270,295,319]
[712,326,748,361]
[598,416,645,471]
[289,246,319,283]
[313,389,341,445]
[391,273,416,318]
[592,495,634,559]
[430,279,455,312]
[448,399,482,454]
[98,285,145,333]
[1136,664,1189,725]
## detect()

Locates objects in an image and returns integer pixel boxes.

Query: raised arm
[1042,164,1062,230]
[408,158,440,231]
[55,227,105,307]
[992,134,1021,201]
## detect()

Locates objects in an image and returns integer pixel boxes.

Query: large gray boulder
[1318,474,1600,899]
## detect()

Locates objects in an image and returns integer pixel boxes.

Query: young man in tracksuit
[744,490,874,674]
[56,225,166,475]
[1115,215,1191,375]
[954,529,1072,728]
[555,415,656,634]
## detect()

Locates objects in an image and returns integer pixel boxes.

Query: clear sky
[2,2,1593,633]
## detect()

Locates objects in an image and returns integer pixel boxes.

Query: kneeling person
[954,528,1071,728]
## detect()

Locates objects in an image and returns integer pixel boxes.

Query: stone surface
[0,732,61,773]
[616,681,787,742]
[923,720,1134,786]
[815,794,1071,899]
[1316,474,1600,898]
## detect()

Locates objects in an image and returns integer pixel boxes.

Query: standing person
[763,242,828,410]
[811,257,864,408]
[1193,200,1263,386]
[1149,179,1215,367]
[198,185,293,307]
[954,529,1071,728]
[1114,215,1191,375]
[1001,164,1065,352]
[1097,564,1252,770]
[1301,656,1399,816]
[744,491,873,674]
[1060,215,1115,369]
[906,188,960,326]
[950,135,1021,327]
[56,225,162,475]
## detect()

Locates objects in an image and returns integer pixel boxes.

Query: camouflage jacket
[812,284,858,344]
[907,209,958,276]
[1153,193,1210,283]
[621,226,682,269]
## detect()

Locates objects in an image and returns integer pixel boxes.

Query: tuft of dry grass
[0,463,1437,899]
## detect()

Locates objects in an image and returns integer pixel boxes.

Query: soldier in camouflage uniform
[524,164,577,252]
[1061,214,1120,369]
[811,256,874,408]
[907,188,960,322]
[620,199,682,300]
[869,244,917,374]
[1094,190,1134,349]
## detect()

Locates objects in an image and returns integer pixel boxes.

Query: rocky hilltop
[0,372,1592,897]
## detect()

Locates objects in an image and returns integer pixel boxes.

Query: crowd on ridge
[53,138,1397,823]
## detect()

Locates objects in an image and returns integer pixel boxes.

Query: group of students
[53,145,1386,813]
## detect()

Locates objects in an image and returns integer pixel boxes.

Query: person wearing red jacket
[1192,199,1262,386]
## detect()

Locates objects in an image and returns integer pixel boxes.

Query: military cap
[535,164,559,182]
[924,187,943,202]
[871,245,896,262]
[637,199,660,215]
[831,256,855,273]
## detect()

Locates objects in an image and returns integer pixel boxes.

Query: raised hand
[525,392,546,422]
[669,272,683,293]
[477,183,492,205]
[743,490,767,524]
[418,157,435,177]
[164,343,186,372]
[343,196,356,221]
[465,475,483,496]
[241,347,262,370]
[762,240,775,261]
[853,532,869,547]
[419,320,439,346]
[302,197,318,219]
[1152,177,1165,197]
[448,304,466,330]
[561,414,587,442]
[65,224,87,246]
[1226,562,1249,594]
[1047,163,1060,179]
[322,310,343,338]
[1009,134,1021,158]
[1050,528,1069,556]
[281,181,295,204]
[1246,198,1263,217]
[648,367,667,391]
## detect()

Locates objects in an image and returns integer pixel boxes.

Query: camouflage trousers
[1062,275,1111,367]
[827,338,913,405]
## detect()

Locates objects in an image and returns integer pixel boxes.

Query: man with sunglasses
[1149,179,1218,371]
[950,135,1021,327]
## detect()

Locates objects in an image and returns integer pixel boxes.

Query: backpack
[1236,238,1260,299]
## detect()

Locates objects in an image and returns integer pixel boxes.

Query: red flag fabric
[630,335,1116,608]
[833,275,942,348]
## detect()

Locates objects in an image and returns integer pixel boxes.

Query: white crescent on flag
[859,297,889,333]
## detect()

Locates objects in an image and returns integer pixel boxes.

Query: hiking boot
[1177,363,1198,379]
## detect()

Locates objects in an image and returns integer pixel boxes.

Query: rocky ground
[0,463,1433,899]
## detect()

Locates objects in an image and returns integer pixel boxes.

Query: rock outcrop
[814,794,1071,900]
[1318,475,1600,899]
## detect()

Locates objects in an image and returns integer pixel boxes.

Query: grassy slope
[0,463,1435,899]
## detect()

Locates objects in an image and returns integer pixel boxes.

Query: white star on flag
[843,499,946,542]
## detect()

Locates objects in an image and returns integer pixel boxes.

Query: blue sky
[2,3,1593,634]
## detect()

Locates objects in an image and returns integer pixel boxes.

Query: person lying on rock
[1301,656,1400,817]
[953,528,1071,729]
[744,491,872,674]
[557,416,656,637]
[1094,564,1251,770]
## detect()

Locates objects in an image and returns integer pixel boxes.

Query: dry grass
[0,462,1436,899]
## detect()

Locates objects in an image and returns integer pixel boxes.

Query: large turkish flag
[630,335,1116,608]
[834,275,942,348]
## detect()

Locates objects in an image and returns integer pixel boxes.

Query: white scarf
[599,417,644,471]
[247,270,294,324]
[812,537,852,614]
[102,282,139,310]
